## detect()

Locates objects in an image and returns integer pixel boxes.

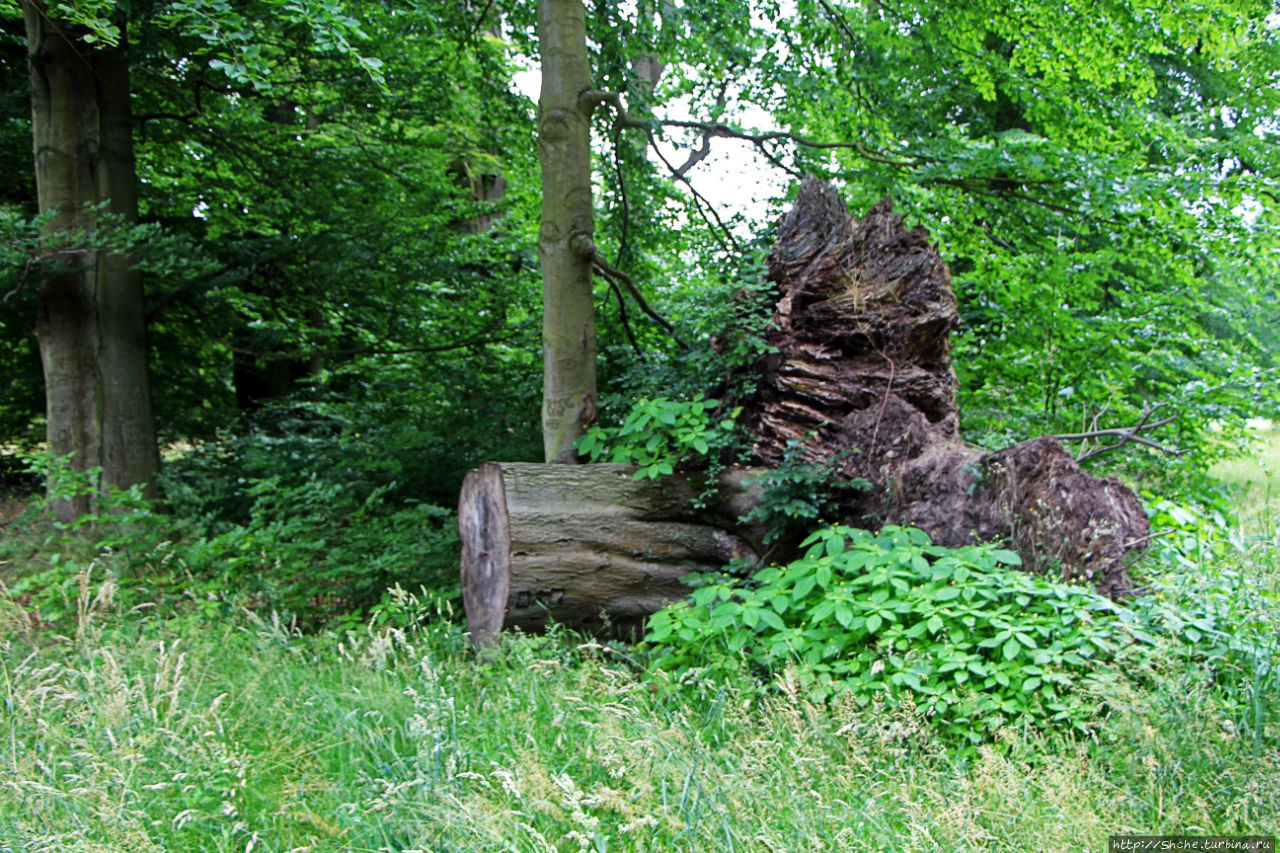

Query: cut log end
[458,462,512,647]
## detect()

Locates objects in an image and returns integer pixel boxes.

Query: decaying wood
[459,462,765,643]
[741,179,1149,596]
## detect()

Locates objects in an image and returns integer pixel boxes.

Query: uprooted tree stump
[740,178,1148,596]
[459,180,1152,644]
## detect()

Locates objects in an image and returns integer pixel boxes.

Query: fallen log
[459,462,764,643]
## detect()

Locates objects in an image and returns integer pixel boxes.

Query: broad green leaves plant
[575,395,740,480]
[646,524,1145,742]
[740,440,869,545]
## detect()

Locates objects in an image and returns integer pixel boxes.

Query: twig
[868,354,897,457]
[671,81,731,178]
[604,277,644,358]
[1047,403,1187,462]
[673,132,714,178]
[644,128,743,255]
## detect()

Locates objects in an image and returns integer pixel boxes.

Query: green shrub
[645,524,1146,743]
[574,394,741,480]
[740,440,869,545]
[176,476,460,625]
[1,452,460,631]
[1127,498,1280,750]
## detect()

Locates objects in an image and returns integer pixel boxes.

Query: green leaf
[815,564,832,588]
[810,600,837,621]
[991,549,1023,566]
[758,609,786,631]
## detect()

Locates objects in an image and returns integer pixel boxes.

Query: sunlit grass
[1212,426,1279,520]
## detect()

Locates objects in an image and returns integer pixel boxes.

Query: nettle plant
[574,395,740,480]
[646,524,1147,742]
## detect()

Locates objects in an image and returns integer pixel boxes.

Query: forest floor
[0,435,1277,851]
[0,498,22,526]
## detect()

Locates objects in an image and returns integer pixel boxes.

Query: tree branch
[591,252,688,349]
[604,277,644,358]
[644,128,743,255]
[1048,404,1188,462]
[649,118,923,169]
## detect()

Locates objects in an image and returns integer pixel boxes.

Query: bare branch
[644,128,743,255]
[649,118,922,169]
[672,132,713,178]
[1048,403,1188,462]
[604,277,644,358]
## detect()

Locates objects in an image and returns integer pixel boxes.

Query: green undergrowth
[0,580,1276,853]
[0,452,460,630]
[644,519,1280,752]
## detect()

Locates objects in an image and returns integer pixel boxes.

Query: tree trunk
[24,3,159,520]
[741,179,1148,596]
[537,0,598,463]
[459,462,765,642]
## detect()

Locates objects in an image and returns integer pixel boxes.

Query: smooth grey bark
[23,3,159,519]
[537,0,598,463]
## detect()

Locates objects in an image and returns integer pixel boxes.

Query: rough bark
[743,179,1147,596]
[459,462,765,642]
[24,4,159,520]
[537,0,598,463]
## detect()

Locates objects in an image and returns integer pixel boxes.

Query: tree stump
[741,179,1148,596]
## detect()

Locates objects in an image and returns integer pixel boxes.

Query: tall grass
[1211,425,1279,522]
[0,574,1275,852]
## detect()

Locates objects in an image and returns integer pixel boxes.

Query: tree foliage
[0,0,1276,531]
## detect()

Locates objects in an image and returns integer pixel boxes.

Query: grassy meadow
[0,435,1277,852]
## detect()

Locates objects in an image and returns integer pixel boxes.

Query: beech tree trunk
[459,462,764,642]
[537,0,598,463]
[24,4,159,520]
